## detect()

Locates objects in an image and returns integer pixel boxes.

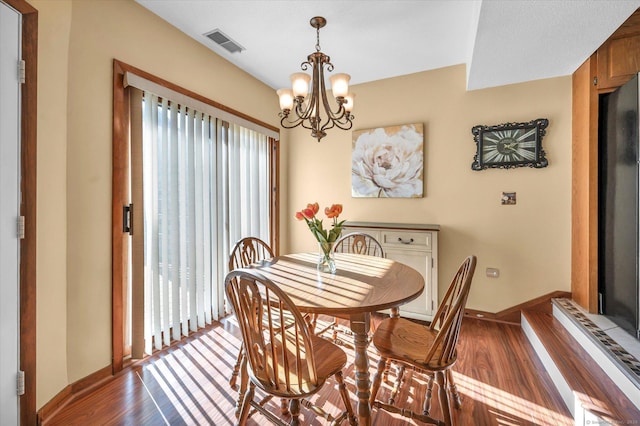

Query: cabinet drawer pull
[398,237,414,245]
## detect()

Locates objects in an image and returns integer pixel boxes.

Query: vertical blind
[141,92,271,353]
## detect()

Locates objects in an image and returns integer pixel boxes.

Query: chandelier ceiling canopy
[277,17,354,142]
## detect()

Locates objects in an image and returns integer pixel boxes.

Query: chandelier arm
[329,119,354,131]
[299,119,315,131]
[280,116,304,129]
[321,105,354,132]
[294,98,309,120]
[320,115,336,133]
[280,108,317,130]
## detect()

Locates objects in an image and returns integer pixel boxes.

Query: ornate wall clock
[471,118,549,170]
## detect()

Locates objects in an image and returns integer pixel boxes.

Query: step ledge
[522,313,616,425]
[551,298,640,411]
[521,312,635,426]
[521,315,576,417]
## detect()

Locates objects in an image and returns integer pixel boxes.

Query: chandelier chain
[315,26,321,52]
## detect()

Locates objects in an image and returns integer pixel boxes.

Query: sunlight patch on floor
[454,372,572,425]
[144,343,238,425]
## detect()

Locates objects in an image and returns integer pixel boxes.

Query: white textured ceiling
[136,0,640,91]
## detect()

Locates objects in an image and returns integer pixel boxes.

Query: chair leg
[229,347,243,390]
[305,313,317,333]
[369,357,387,405]
[446,369,462,409]
[422,373,435,415]
[289,399,301,426]
[389,364,405,405]
[382,359,391,381]
[331,317,339,343]
[334,371,357,426]
[236,381,254,425]
[235,353,249,419]
[280,398,290,415]
[435,371,453,426]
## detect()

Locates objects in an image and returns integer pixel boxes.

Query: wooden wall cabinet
[343,221,439,322]
[596,12,640,91]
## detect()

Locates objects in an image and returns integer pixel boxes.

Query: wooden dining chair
[315,233,385,344]
[334,232,384,257]
[228,237,275,413]
[225,269,357,426]
[369,255,477,425]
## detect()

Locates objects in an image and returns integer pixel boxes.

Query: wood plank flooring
[44,316,572,425]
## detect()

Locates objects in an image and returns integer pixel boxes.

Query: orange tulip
[307,202,320,215]
[295,211,304,221]
[325,204,343,219]
[302,208,315,220]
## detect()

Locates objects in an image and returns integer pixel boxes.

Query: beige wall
[33,0,71,410]
[284,65,572,313]
[30,0,571,412]
[30,0,280,409]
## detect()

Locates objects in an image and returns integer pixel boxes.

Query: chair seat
[309,334,348,375]
[253,332,348,397]
[372,317,456,372]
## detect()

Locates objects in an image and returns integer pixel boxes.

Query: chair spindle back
[334,232,384,257]
[424,255,477,366]
[225,269,322,397]
[229,237,274,271]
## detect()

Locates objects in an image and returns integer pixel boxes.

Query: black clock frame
[471,118,549,170]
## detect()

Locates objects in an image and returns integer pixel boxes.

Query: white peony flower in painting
[351,123,424,198]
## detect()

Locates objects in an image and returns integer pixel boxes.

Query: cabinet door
[597,34,640,91]
[384,247,433,321]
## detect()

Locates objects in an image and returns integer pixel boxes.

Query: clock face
[481,128,538,165]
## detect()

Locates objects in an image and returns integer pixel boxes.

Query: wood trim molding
[4,1,38,424]
[112,60,129,374]
[37,365,112,425]
[113,60,279,134]
[270,137,280,255]
[464,291,572,325]
[571,56,599,313]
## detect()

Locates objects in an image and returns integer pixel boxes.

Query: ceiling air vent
[204,29,245,54]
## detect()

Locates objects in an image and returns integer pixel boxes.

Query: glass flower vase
[317,241,337,274]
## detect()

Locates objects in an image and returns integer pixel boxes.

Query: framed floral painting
[351,123,424,198]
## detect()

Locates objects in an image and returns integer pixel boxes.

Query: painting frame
[351,123,424,198]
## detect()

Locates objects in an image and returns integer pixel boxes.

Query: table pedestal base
[350,313,371,426]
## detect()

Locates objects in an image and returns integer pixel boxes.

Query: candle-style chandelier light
[277,16,355,142]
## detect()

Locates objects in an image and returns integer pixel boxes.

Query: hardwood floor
[44,316,572,425]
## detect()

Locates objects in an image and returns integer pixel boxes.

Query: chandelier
[277,16,355,142]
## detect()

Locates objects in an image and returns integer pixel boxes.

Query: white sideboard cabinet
[342,221,439,322]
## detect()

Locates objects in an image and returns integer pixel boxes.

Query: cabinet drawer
[381,230,431,249]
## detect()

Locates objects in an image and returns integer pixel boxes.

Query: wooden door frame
[3,0,37,424]
[112,60,280,372]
